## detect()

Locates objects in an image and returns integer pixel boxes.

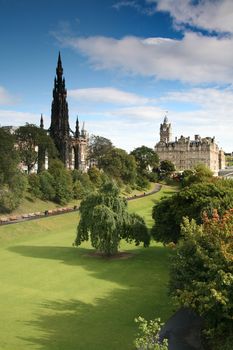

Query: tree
[0,128,19,183]
[15,123,57,173]
[134,316,168,350]
[169,211,233,350]
[74,182,150,256]
[88,166,103,187]
[100,148,137,185]
[88,135,113,167]
[181,164,213,187]
[39,171,56,201]
[72,170,95,199]
[159,160,175,177]
[130,146,159,176]
[0,128,27,212]
[151,179,233,243]
[48,159,73,204]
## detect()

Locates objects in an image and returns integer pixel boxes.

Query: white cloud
[85,119,158,152]
[0,86,18,105]
[0,110,47,127]
[113,0,156,15]
[68,87,150,105]
[153,0,233,34]
[163,87,233,116]
[56,32,233,84]
[69,86,233,152]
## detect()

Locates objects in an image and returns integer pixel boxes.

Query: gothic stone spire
[49,52,70,166]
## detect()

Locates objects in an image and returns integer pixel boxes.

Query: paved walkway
[0,183,162,226]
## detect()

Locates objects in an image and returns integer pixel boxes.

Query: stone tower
[160,115,172,143]
[50,52,70,167]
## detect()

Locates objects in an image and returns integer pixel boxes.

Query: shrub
[39,171,56,201]
[28,173,42,198]
[169,211,233,350]
[134,316,168,350]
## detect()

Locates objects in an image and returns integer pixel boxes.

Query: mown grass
[0,185,177,350]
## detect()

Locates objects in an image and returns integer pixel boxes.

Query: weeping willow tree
[74,182,150,256]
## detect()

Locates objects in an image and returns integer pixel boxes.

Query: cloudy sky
[1,0,233,152]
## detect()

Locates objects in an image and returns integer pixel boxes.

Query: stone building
[48,52,88,171]
[154,116,225,175]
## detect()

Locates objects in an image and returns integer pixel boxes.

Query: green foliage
[169,211,233,350]
[28,173,42,198]
[39,171,56,201]
[159,160,175,178]
[134,316,168,350]
[72,170,95,199]
[15,123,57,173]
[0,128,19,184]
[75,181,149,255]
[0,172,27,213]
[0,128,27,212]
[136,175,150,190]
[87,166,103,187]
[181,164,213,187]
[88,135,113,166]
[152,179,233,243]
[124,213,150,247]
[100,148,137,185]
[131,146,159,177]
[49,160,73,205]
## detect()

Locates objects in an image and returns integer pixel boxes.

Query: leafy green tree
[135,174,150,190]
[0,128,19,183]
[72,170,95,199]
[39,171,56,201]
[100,148,137,185]
[182,164,213,187]
[134,316,168,350]
[88,166,103,187]
[152,179,233,243]
[169,211,233,350]
[0,172,27,212]
[28,173,42,198]
[131,146,159,176]
[0,128,27,212]
[48,159,73,204]
[15,123,57,173]
[75,182,149,256]
[88,135,113,167]
[159,160,175,177]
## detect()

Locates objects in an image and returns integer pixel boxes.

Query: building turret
[160,115,172,143]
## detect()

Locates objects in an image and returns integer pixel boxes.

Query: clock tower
[160,116,172,143]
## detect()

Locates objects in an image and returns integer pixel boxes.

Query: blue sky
[1,0,233,152]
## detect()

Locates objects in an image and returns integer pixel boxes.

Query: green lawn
[0,185,176,350]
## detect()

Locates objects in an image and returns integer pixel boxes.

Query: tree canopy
[130,146,159,175]
[15,123,57,173]
[181,164,213,187]
[100,148,137,185]
[152,179,233,243]
[88,135,113,167]
[0,128,27,212]
[160,160,175,176]
[74,182,150,256]
[169,211,233,350]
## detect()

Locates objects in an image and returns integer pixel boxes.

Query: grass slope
[0,185,176,350]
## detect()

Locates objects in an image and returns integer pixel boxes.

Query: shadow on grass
[20,289,172,350]
[8,244,171,286]
[9,244,174,350]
